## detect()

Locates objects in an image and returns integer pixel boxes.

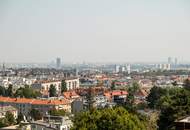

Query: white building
[159,64,171,70]
[127,64,131,74]
[32,80,62,95]
[115,65,120,73]
[29,116,73,130]
[121,66,126,72]
[65,78,80,90]
[32,78,80,94]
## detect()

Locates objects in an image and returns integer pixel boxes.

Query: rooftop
[0,96,70,105]
[63,91,80,99]
[178,116,190,123]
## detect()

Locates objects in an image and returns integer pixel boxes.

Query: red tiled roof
[0,96,70,105]
[104,90,128,100]
[63,91,80,99]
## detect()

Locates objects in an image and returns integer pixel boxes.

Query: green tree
[71,107,148,130]
[147,87,190,130]
[126,82,140,105]
[0,86,6,96]
[111,81,116,90]
[17,113,24,124]
[157,88,190,130]
[86,86,95,111]
[29,109,43,121]
[49,109,66,116]
[5,111,15,125]
[146,86,167,109]
[14,86,41,98]
[14,88,23,97]
[6,84,14,97]
[184,79,190,90]
[61,80,67,93]
[0,118,8,128]
[49,84,57,97]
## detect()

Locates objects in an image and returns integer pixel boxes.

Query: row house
[32,78,80,95]
[0,97,71,117]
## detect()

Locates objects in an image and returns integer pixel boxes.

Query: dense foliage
[49,109,66,116]
[29,109,43,121]
[126,82,140,105]
[111,81,116,90]
[61,80,67,93]
[49,84,56,97]
[0,112,16,128]
[146,86,167,109]
[147,86,190,130]
[6,85,14,97]
[71,107,148,130]
[0,85,41,98]
[14,85,41,98]
[0,86,7,96]
[17,113,24,124]
[0,85,14,97]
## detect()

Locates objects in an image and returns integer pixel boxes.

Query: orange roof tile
[0,96,70,105]
[63,91,80,99]
[104,90,128,100]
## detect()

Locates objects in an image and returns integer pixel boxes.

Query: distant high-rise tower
[168,57,172,64]
[120,66,126,72]
[74,68,79,77]
[126,64,131,74]
[56,58,61,69]
[115,65,120,73]
[2,63,5,76]
[175,58,178,65]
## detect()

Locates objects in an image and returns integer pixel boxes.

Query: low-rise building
[104,90,128,104]
[65,78,80,90]
[32,78,80,95]
[83,95,108,109]
[71,99,83,114]
[0,97,71,117]
[175,116,190,130]
[30,116,73,130]
[63,91,80,102]
[32,80,62,95]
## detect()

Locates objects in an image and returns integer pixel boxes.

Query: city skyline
[0,0,190,63]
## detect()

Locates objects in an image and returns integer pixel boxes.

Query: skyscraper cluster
[168,57,178,66]
[115,65,131,74]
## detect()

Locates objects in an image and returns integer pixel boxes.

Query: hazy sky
[0,0,190,63]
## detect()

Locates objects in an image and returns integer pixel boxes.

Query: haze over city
[0,0,190,63]
[2,1,190,130]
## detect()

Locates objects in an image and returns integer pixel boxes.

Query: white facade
[115,65,120,73]
[30,116,72,130]
[127,64,131,74]
[65,78,80,90]
[32,78,80,93]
